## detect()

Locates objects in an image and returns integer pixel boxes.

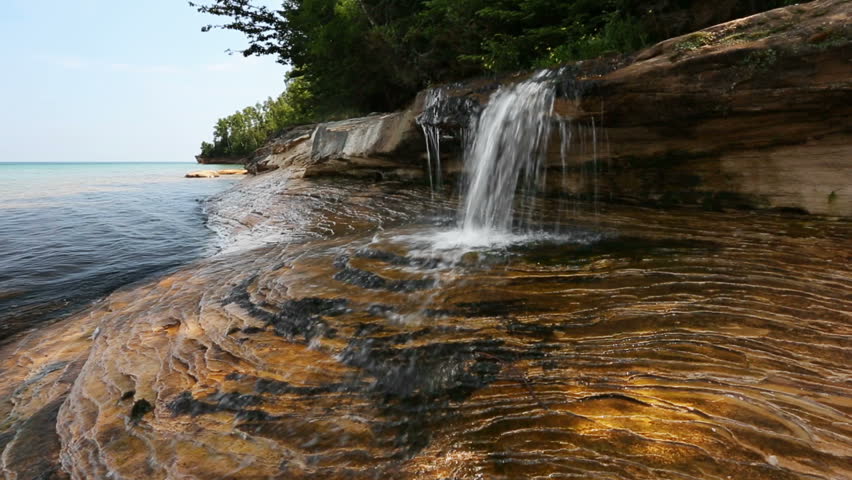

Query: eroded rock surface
[2,178,850,479]
[246,112,423,180]
[2,2,851,479]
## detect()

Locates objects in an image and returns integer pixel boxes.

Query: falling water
[421,125,442,192]
[460,72,555,235]
[416,70,608,249]
[420,89,447,193]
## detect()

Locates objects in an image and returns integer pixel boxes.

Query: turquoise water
[0,162,243,340]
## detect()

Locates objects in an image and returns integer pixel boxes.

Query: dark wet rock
[334,265,437,292]
[366,304,396,317]
[269,297,349,342]
[167,391,269,421]
[1,399,69,480]
[167,392,220,417]
[334,267,389,290]
[354,248,442,269]
[254,378,348,396]
[416,95,482,130]
[208,391,264,410]
[341,337,508,401]
[129,399,153,424]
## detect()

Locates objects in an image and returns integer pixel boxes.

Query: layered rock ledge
[249,0,851,216]
[2,181,851,479]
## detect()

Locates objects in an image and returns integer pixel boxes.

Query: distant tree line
[199,78,313,158]
[194,0,800,158]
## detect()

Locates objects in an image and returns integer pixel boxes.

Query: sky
[0,0,288,162]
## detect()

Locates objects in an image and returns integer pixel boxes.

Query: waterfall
[460,72,555,234]
[419,88,447,194]
[415,69,607,248]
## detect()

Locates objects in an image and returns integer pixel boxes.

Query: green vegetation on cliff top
[199,77,313,159]
[195,0,801,159]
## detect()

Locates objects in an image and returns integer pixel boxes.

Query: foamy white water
[460,71,556,235]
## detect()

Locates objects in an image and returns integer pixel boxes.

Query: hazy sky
[0,0,288,162]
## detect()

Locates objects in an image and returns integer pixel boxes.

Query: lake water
[0,162,243,341]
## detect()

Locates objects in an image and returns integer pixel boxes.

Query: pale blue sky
[0,0,288,162]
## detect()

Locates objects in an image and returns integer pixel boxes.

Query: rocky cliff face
[250,0,850,217]
[245,112,423,180]
[420,0,851,216]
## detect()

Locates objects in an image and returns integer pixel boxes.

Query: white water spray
[460,72,555,235]
[415,70,607,250]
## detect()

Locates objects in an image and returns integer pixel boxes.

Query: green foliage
[199,77,315,158]
[536,14,649,67]
[192,0,806,117]
[192,0,659,114]
[675,32,717,53]
[741,48,778,71]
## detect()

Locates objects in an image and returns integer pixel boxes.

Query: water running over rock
[419,88,447,193]
[2,3,850,477]
[460,72,556,235]
[418,71,604,250]
[7,192,849,480]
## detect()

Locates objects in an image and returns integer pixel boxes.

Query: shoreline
[0,163,249,343]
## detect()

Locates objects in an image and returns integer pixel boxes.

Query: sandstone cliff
[250,0,851,216]
[244,112,424,179]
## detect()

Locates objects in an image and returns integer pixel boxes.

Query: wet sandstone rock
[0,186,846,479]
[245,112,423,180]
[0,2,850,479]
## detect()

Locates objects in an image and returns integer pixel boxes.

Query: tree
[198,77,316,158]
[191,0,804,116]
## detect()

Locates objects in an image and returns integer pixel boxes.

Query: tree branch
[357,0,378,28]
